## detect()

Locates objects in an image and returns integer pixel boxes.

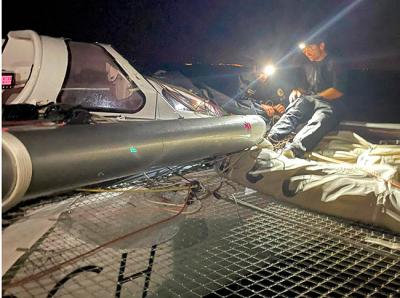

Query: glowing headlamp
[298,42,306,50]
[262,64,276,76]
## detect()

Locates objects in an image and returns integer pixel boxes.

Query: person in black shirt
[267,37,346,157]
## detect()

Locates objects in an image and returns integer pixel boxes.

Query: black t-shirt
[301,55,346,95]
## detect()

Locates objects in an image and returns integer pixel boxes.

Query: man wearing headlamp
[267,36,346,158]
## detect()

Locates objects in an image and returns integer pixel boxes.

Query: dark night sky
[3,0,400,70]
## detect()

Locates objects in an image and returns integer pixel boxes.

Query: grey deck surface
[3,169,400,297]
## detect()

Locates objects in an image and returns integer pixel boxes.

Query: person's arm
[318,87,343,100]
[318,59,346,101]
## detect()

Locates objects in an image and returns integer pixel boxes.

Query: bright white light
[263,64,276,76]
[298,42,306,50]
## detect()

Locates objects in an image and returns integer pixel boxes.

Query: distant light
[227,63,244,67]
[129,147,138,153]
[262,64,276,76]
[185,63,193,66]
[298,42,306,50]
[214,63,244,67]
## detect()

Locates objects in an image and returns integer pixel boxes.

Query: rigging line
[4,186,192,289]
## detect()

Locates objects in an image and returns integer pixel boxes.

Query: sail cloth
[216,131,400,232]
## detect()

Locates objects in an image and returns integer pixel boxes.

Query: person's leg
[268,96,314,141]
[288,101,338,157]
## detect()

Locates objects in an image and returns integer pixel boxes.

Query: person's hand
[273,104,285,114]
[260,104,275,117]
[289,89,302,103]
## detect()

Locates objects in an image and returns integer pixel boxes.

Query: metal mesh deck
[3,169,400,297]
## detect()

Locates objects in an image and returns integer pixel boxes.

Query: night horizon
[3,0,400,71]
